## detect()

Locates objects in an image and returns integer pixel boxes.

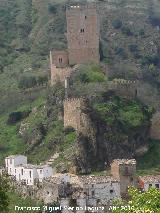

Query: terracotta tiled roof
[78,175,119,184]
[139,175,160,183]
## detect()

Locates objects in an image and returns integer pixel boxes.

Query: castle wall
[66,4,100,65]
[63,98,87,131]
[108,80,138,99]
[51,64,73,84]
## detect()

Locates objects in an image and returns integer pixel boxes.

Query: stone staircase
[45,153,60,166]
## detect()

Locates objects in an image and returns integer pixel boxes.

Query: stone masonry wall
[150,111,160,140]
[64,98,87,131]
[51,64,73,85]
[66,4,100,65]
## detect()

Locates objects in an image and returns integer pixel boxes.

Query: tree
[112,187,160,213]
[0,174,10,212]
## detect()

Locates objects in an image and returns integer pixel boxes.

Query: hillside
[0,0,160,175]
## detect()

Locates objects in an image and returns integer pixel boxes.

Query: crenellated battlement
[108,79,139,99]
[66,3,97,11]
[64,97,86,105]
[112,79,137,85]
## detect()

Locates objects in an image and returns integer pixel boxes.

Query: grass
[0,95,47,165]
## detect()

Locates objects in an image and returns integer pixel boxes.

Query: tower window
[80,29,85,33]
[59,58,62,63]
[85,16,87,19]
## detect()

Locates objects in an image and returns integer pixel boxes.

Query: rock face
[64,97,150,174]
[150,111,160,140]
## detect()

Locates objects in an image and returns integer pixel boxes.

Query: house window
[92,184,94,188]
[21,169,23,175]
[149,184,152,188]
[47,191,50,195]
[10,159,12,164]
[91,191,95,197]
[29,171,32,178]
[155,184,159,189]
[125,167,129,175]
[80,29,84,33]
[10,168,11,173]
[40,170,42,174]
[130,177,134,182]
[85,16,87,19]
[15,169,16,173]
[110,190,114,194]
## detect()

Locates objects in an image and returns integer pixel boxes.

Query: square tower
[52,50,69,68]
[66,4,100,65]
[111,159,137,198]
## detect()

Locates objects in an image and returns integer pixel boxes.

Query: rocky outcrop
[67,98,150,174]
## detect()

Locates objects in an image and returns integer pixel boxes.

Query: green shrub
[48,3,58,14]
[128,44,138,53]
[121,26,133,36]
[139,29,145,36]
[112,19,122,29]
[73,64,107,83]
[7,111,31,124]
[18,76,37,89]
[93,97,148,128]
[119,103,145,127]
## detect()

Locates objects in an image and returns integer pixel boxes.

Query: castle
[50,3,100,84]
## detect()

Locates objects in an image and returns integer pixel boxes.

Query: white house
[5,155,27,176]
[37,165,54,182]
[5,155,53,185]
[78,175,120,207]
[139,176,160,191]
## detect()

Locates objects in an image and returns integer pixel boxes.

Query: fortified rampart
[50,64,73,85]
[108,79,138,99]
[64,98,88,131]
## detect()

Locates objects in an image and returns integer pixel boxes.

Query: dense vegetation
[112,187,160,213]
[0,174,42,213]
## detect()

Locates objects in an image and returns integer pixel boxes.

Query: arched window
[80,29,85,33]
[59,58,63,63]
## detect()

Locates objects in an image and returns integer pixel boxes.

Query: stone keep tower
[66,4,100,65]
[111,159,137,198]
